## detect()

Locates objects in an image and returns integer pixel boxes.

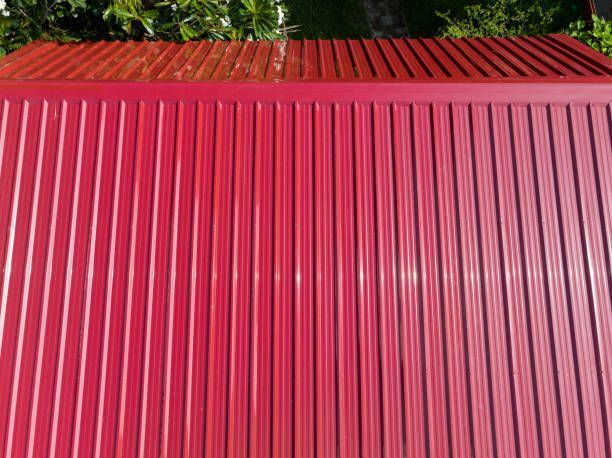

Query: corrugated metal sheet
[0,38,611,458]
[0,35,611,81]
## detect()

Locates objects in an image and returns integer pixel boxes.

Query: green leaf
[179,22,196,40]
[112,7,136,19]
[140,9,159,19]
[139,16,155,34]
[67,0,87,9]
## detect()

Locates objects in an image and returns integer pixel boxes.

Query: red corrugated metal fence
[0,37,611,458]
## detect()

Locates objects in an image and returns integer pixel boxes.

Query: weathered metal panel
[0,37,611,458]
[0,35,610,81]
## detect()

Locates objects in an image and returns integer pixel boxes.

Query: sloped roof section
[0,37,611,458]
[0,35,610,81]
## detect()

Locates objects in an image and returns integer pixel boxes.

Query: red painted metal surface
[0,35,610,81]
[0,37,611,458]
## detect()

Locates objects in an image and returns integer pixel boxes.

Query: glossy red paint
[0,37,611,458]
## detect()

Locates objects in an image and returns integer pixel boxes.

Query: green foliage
[0,0,287,56]
[437,0,561,38]
[0,0,106,55]
[568,15,612,57]
[283,0,369,39]
[402,0,580,38]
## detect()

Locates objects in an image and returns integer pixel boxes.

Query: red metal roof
[1,35,611,81]
[0,37,611,458]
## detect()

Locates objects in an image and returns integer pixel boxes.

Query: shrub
[0,0,288,56]
[437,0,560,38]
[568,14,612,57]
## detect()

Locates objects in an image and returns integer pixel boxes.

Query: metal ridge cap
[0,79,610,104]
